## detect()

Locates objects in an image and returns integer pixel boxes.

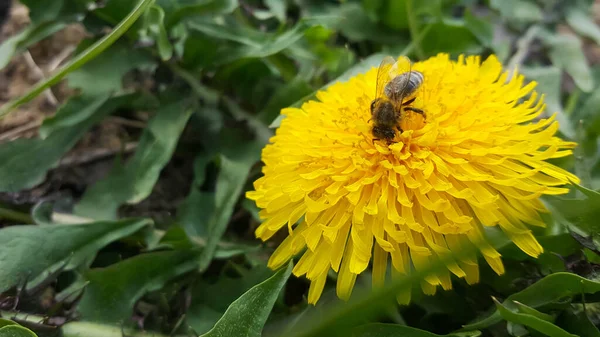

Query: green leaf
[163,0,238,28]
[19,0,92,24]
[352,323,481,337]
[490,0,543,23]
[546,184,600,247]
[0,218,150,293]
[463,9,493,47]
[187,19,312,66]
[0,21,66,70]
[270,53,386,128]
[379,0,409,30]
[77,249,200,323]
[66,40,154,95]
[494,299,577,337]
[145,5,173,61]
[258,77,313,125]
[198,140,262,271]
[544,34,594,93]
[0,0,155,118]
[521,66,575,139]
[200,262,292,337]
[0,94,126,192]
[75,100,193,220]
[557,309,600,337]
[332,3,406,43]
[464,272,600,330]
[579,83,600,132]
[566,7,600,46]
[513,301,555,322]
[0,319,16,328]
[0,325,39,337]
[265,0,287,22]
[178,155,216,237]
[39,93,111,138]
[187,264,275,334]
[420,19,481,57]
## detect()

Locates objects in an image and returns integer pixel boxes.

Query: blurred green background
[1,0,600,337]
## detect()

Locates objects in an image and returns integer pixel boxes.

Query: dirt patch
[0,2,86,138]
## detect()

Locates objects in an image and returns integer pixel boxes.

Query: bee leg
[404,107,426,119]
[396,126,403,134]
[401,97,416,106]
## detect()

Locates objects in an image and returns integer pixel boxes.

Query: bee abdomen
[384,71,424,102]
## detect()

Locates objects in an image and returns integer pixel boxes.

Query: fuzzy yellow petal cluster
[247,53,579,304]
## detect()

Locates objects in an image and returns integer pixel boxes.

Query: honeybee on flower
[247,53,579,304]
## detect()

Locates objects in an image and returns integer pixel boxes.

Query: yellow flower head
[246,53,579,304]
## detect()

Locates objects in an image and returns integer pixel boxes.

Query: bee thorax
[371,99,397,126]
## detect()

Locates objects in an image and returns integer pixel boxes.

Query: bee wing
[375,56,396,100]
[390,56,414,100]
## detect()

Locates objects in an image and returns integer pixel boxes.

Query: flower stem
[0,206,33,223]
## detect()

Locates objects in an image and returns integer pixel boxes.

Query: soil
[0,2,190,221]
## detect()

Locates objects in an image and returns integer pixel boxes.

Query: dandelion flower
[246,53,579,304]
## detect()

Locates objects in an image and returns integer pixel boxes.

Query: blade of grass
[406,0,424,59]
[0,0,155,119]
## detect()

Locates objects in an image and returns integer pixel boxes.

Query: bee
[370,56,425,142]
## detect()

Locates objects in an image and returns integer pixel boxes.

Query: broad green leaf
[178,155,216,237]
[187,265,275,334]
[352,323,480,337]
[145,5,173,61]
[0,0,155,118]
[0,94,127,192]
[334,3,405,43]
[546,184,600,247]
[200,262,292,337]
[258,76,313,125]
[463,272,600,330]
[0,218,150,293]
[498,234,579,261]
[39,93,111,138]
[380,0,409,30]
[0,21,66,70]
[544,33,594,93]
[162,0,238,28]
[265,0,287,22]
[579,84,600,132]
[187,20,311,66]
[19,0,92,24]
[0,319,16,328]
[557,308,600,337]
[463,9,493,47]
[198,140,262,271]
[66,40,154,95]
[494,299,577,337]
[566,7,600,46]
[490,0,543,23]
[0,325,38,337]
[513,301,555,322]
[77,249,200,323]
[420,19,481,57]
[521,66,575,139]
[75,100,193,220]
[270,53,386,128]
